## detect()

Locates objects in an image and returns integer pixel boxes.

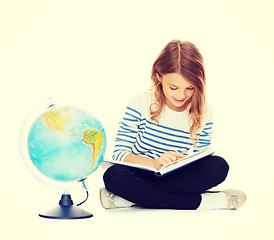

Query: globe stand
[39,193,93,219]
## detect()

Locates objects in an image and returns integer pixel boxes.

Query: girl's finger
[165,152,177,161]
[160,156,172,164]
[174,152,185,157]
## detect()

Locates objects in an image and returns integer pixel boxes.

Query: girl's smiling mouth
[173,97,185,103]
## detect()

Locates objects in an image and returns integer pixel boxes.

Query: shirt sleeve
[111,94,143,162]
[196,104,214,151]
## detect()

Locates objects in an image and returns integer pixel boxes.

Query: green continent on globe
[82,130,104,169]
[43,107,71,134]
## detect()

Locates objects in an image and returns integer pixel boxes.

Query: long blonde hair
[150,40,206,146]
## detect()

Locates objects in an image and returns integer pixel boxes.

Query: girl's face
[158,73,195,112]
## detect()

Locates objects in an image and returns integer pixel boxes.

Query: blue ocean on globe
[27,106,106,182]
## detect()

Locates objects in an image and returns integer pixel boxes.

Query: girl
[100,40,246,210]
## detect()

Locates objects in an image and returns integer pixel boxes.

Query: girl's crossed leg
[103,155,229,210]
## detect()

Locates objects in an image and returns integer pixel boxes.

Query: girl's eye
[187,87,194,90]
[170,87,177,90]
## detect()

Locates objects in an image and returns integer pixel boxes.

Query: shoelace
[107,191,119,206]
[227,193,238,210]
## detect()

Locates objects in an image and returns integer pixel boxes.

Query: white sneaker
[205,189,246,210]
[99,188,134,209]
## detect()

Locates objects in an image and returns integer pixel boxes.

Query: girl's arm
[197,122,213,150]
[124,154,155,168]
[196,104,213,151]
[112,95,142,162]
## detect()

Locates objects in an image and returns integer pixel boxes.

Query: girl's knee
[200,155,229,186]
[103,165,120,184]
[209,156,229,182]
[103,164,131,192]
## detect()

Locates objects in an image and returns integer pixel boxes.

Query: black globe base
[39,193,93,219]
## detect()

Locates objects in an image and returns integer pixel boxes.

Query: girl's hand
[154,151,185,170]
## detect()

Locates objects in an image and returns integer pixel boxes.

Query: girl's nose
[177,89,185,99]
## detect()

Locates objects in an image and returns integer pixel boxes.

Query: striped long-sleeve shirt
[112,91,213,162]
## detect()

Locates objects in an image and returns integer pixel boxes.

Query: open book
[102,147,214,177]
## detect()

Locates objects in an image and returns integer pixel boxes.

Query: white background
[1,0,273,239]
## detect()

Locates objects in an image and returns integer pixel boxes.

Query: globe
[27,105,106,183]
[20,100,107,219]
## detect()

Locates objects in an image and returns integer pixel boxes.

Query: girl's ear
[156,73,162,83]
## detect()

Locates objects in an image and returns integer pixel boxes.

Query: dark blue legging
[103,155,229,210]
